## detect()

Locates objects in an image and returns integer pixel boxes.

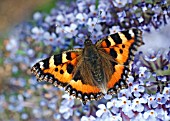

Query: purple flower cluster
[1,0,170,120]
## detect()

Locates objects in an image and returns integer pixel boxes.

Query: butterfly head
[84,39,93,47]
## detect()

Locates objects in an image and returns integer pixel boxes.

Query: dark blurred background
[0,0,57,92]
[0,0,55,39]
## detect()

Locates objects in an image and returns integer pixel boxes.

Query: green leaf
[95,0,99,9]
[35,0,57,13]
[0,58,3,65]
[16,50,26,55]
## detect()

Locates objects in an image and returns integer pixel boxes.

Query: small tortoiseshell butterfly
[31,29,144,104]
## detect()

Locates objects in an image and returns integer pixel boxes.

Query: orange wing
[31,49,81,87]
[96,29,144,94]
[107,63,130,95]
[65,78,104,104]
[97,29,144,64]
[32,29,144,104]
[31,49,103,104]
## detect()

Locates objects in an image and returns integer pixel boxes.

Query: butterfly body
[31,29,144,104]
[81,39,111,93]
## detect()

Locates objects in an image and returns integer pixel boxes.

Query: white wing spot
[62,53,68,63]
[108,36,116,46]
[129,29,134,38]
[49,56,55,67]
[39,62,44,69]
[119,32,128,43]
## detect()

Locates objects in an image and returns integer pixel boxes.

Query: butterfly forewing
[31,49,82,87]
[96,29,144,95]
[97,29,143,64]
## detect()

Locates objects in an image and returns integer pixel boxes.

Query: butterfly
[31,28,144,104]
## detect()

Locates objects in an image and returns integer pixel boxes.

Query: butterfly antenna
[89,11,102,39]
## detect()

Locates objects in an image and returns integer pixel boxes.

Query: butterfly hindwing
[65,74,104,104]
[65,62,104,103]
[107,62,130,95]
